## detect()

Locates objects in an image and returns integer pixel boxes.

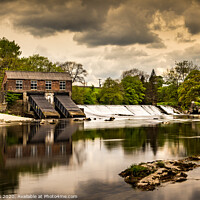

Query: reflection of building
[6,142,72,159]
[0,120,85,195]
[0,120,83,168]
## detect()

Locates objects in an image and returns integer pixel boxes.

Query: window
[60,81,66,90]
[31,80,37,90]
[16,80,23,90]
[45,81,52,90]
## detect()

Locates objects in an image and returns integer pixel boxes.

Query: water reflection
[0,120,83,195]
[1,120,200,198]
[73,120,200,157]
[74,174,200,200]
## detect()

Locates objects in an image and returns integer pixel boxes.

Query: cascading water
[78,105,180,118]
[126,105,150,116]
[159,105,181,115]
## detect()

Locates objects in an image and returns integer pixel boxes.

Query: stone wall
[8,100,26,116]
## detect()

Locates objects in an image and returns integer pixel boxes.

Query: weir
[158,105,181,115]
[78,105,180,118]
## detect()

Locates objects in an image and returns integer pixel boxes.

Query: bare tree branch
[57,61,87,84]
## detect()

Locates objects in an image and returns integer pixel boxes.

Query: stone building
[2,71,72,102]
[1,71,84,118]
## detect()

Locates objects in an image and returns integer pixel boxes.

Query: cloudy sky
[1,0,200,86]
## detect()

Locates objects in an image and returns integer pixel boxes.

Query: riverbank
[0,113,33,122]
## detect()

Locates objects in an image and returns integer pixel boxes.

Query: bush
[157,102,178,107]
[6,92,22,105]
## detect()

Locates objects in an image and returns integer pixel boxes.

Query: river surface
[1,118,200,200]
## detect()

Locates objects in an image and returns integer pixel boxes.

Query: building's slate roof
[5,71,72,81]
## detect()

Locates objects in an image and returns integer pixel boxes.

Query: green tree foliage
[98,78,124,105]
[5,92,22,106]
[121,76,145,105]
[178,70,200,109]
[158,84,178,106]
[160,60,199,109]
[72,86,100,105]
[18,54,62,72]
[72,86,85,104]
[0,37,22,83]
[164,61,198,86]
[0,37,21,59]
[83,86,99,104]
[121,68,149,82]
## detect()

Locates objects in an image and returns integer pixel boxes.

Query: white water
[142,105,163,115]
[79,105,113,117]
[126,105,150,116]
[106,105,134,116]
[160,105,181,115]
[78,105,180,118]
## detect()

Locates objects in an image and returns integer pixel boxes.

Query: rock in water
[119,158,199,191]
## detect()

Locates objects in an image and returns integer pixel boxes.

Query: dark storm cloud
[1,0,122,33]
[184,3,200,34]
[1,0,200,46]
[13,0,112,33]
[73,25,160,46]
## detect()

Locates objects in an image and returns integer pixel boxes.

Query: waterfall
[78,105,179,118]
[159,105,181,115]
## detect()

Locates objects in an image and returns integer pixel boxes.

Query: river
[1,118,200,200]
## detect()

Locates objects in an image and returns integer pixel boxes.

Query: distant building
[2,71,72,96]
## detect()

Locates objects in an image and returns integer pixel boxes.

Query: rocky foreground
[119,156,200,191]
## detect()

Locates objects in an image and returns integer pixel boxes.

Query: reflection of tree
[0,169,19,195]
[2,121,200,195]
[0,163,58,195]
[73,128,148,153]
[123,128,146,154]
[72,122,200,157]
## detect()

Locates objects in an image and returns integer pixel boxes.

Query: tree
[83,86,98,104]
[178,70,200,110]
[0,37,21,59]
[164,61,198,86]
[57,61,87,84]
[121,68,149,82]
[98,78,124,105]
[121,76,145,105]
[0,37,22,83]
[144,69,163,105]
[72,86,85,104]
[18,54,62,72]
[158,84,178,106]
